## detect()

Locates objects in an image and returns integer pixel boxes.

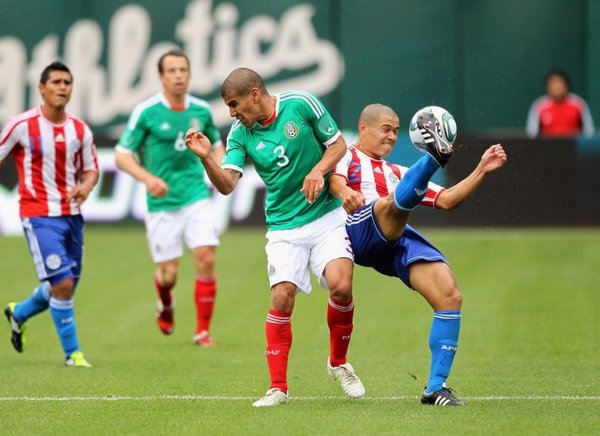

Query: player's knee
[193,247,216,274]
[158,264,178,288]
[271,282,296,312]
[328,278,353,304]
[442,285,462,310]
[197,254,216,272]
[50,277,75,300]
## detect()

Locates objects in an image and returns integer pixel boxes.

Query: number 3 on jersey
[273,145,289,167]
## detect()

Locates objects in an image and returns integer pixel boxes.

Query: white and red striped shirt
[0,106,98,218]
[333,145,445,208]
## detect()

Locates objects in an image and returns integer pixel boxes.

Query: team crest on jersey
[283,121,299,139]
[388,172,399,186]
[45,254,61,270]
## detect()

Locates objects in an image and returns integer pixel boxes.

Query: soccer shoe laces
[251,388,289,407]
[327,361,366,398]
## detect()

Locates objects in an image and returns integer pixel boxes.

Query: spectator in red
[526,70,594,138]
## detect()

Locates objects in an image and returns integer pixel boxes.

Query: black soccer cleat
[416,111,453,167]
[4,303,26,353]
[420,385,465,406]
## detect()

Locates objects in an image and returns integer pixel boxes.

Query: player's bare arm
[185,128,240,194]
[115,150,169,198]
[67,170,99,205]
[301,135,348,203]
[329,174,366,214]
[435,143,507,211]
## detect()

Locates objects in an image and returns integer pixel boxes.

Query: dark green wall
[1,0,597,134]
[336,0,597,134]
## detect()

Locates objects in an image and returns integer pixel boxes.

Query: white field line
[0,395,598,402]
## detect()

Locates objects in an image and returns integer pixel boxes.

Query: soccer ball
[408,106,457,150]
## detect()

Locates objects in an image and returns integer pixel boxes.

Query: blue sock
[393,153,440,210]
[49,298,80,357]
[13,282,51,322]
[426,310,461,393]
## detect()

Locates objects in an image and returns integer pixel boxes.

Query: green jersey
[223,91,342,230]
[117,93,221,212]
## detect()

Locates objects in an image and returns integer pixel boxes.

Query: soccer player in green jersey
[115,50,223,347]
[185,67,365,407]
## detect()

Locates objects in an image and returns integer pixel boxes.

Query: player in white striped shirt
[331,103,506,406]
[1,62,98,367]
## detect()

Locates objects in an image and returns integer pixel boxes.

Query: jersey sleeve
[298,92,340,146]
[0,120,20,164]
[425,180,446,208]
[116,103,148,152]
[221,122,247,174]
[332,148,352,181]
[81,123,99,172]
[578,96,595,137]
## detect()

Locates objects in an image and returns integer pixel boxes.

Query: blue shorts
[346,202,447,288]
[21,215,84,286]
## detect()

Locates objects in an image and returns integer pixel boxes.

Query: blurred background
[1,0,599,232]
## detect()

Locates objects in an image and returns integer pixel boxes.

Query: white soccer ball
[409,106,457,150]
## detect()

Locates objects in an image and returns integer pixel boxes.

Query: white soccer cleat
[327,359,366,398]
[252,388,289,408]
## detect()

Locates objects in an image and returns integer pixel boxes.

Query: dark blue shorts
[346,201,447,288]
[21,215,84,286]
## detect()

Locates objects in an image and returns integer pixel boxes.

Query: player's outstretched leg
[393,153,443,211]
[415,111,454,167]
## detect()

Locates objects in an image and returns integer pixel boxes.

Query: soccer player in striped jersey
[115,50,223,347]
[185,67,365,407]
[1,61,99,367]
[330,103,507,406]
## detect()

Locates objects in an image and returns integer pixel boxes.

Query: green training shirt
[223,91,342,230]
[117,93,221,212]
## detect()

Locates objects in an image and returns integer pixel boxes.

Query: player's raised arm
[435,143,507,211]
[185,128,240,195]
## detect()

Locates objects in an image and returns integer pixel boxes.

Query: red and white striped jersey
[0,106,98,218]
[333,145,445,207]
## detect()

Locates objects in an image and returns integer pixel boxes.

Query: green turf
[0,227,598,435]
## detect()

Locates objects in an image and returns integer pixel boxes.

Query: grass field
[0,226,598,435]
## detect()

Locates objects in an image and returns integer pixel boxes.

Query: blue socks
[13,282,51,322]
[49,298,80,357]
[426,310,461,393]
[393,153,441,210]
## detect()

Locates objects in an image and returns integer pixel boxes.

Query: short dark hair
[157,50,190,74]
[40,61,72,84]
[545,69,571,89]
[221,67,267,98]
